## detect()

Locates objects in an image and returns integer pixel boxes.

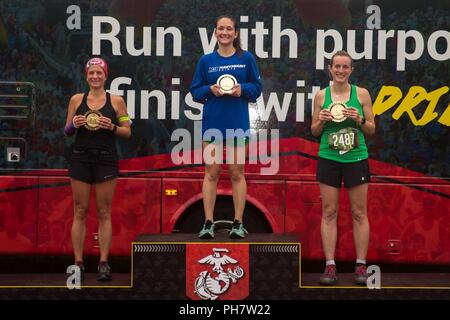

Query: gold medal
[329,102,347,123]
[84,109,102,131]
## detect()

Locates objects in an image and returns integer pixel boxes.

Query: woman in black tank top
[64,57,131,281]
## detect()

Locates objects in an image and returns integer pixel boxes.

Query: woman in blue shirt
[190,15,262,239]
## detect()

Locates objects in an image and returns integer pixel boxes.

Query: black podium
[132,233,300,300]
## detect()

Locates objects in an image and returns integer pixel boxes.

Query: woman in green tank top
[311,50,376,286]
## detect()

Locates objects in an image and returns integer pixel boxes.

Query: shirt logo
[208,64,246,73]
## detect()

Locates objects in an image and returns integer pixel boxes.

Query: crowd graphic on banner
[0,0,448,177]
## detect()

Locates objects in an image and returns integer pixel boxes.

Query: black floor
[301,272,450,288]
[1,272,448,288]
[0,273,131,287]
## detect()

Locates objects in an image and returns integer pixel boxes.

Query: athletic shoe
[229,220,248,239]
[354,263,368,285]
[97,262,112,281]
[198,220,215,239]
[319,264,338,285]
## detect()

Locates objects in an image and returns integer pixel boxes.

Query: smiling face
[215,17,238,47]
[86,65,106,89]
[328,55,353,84]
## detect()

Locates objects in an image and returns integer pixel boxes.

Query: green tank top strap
[348,84,359,107]
[324,86,332,108]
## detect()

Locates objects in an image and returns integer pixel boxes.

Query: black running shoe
[97,262,112,281]
[198,220,215,239]
[229,220,248,239]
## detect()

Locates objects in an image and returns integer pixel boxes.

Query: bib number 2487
[328,128,359,152]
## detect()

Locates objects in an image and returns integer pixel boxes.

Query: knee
[229,166,244,183]
[351,207,367,223]
[205,167,221,182]
[97,207,111,221]
[73,204,89,221]
[322,205,338,223]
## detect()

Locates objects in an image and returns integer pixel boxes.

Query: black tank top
[73,92,118,151]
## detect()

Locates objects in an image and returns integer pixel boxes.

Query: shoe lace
[204,221,213,230]
[98,263,110,273]
[355,264,367,275]
[325,265,336,276]
[232,220,242,228]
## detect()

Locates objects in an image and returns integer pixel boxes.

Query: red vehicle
[0,1,449,266]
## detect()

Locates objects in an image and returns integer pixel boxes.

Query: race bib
[328,127,359,153]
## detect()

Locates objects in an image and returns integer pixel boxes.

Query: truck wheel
[173,195,272,233]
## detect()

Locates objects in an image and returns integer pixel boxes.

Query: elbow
[190,89,206,103]
[248,95,258,103]
[242,84,261,101]
[249,92,262,103]
[255,86,262,98]
[189,90,198,101]
[311,130,320,138]
[191,94,203,104]
[123,128,132,139]
[310,126,321,137]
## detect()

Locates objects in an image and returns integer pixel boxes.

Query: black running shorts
[69,148,118,184]
[316,157,370,188]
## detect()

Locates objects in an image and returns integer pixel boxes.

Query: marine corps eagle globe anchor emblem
[194,248,244,300]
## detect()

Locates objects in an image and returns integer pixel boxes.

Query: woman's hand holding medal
[210,84,225,96]
[98,116,115,131]
[211,74,241,97]
[73,112,115,131]
[319,104,361,123]
[318,109,333,122]
[227,84,241,97]
[210,84,241,97]
[72,115,86,128]
[342,107,361,123]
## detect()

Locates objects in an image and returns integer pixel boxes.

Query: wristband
[64,122,77,136]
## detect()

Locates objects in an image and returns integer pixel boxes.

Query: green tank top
[318,85,368,163]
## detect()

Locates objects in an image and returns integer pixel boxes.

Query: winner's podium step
[132,233,300,300]
[135,232,299,242]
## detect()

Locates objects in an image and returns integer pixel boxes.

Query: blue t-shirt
[189,50,262,139]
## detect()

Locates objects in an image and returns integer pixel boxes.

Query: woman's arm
[311,89,331,137]
[189,57,215,103]
[64,94,84,136]
[357,87,376,136]
[240,52,262,102]
[110,95,131,138]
